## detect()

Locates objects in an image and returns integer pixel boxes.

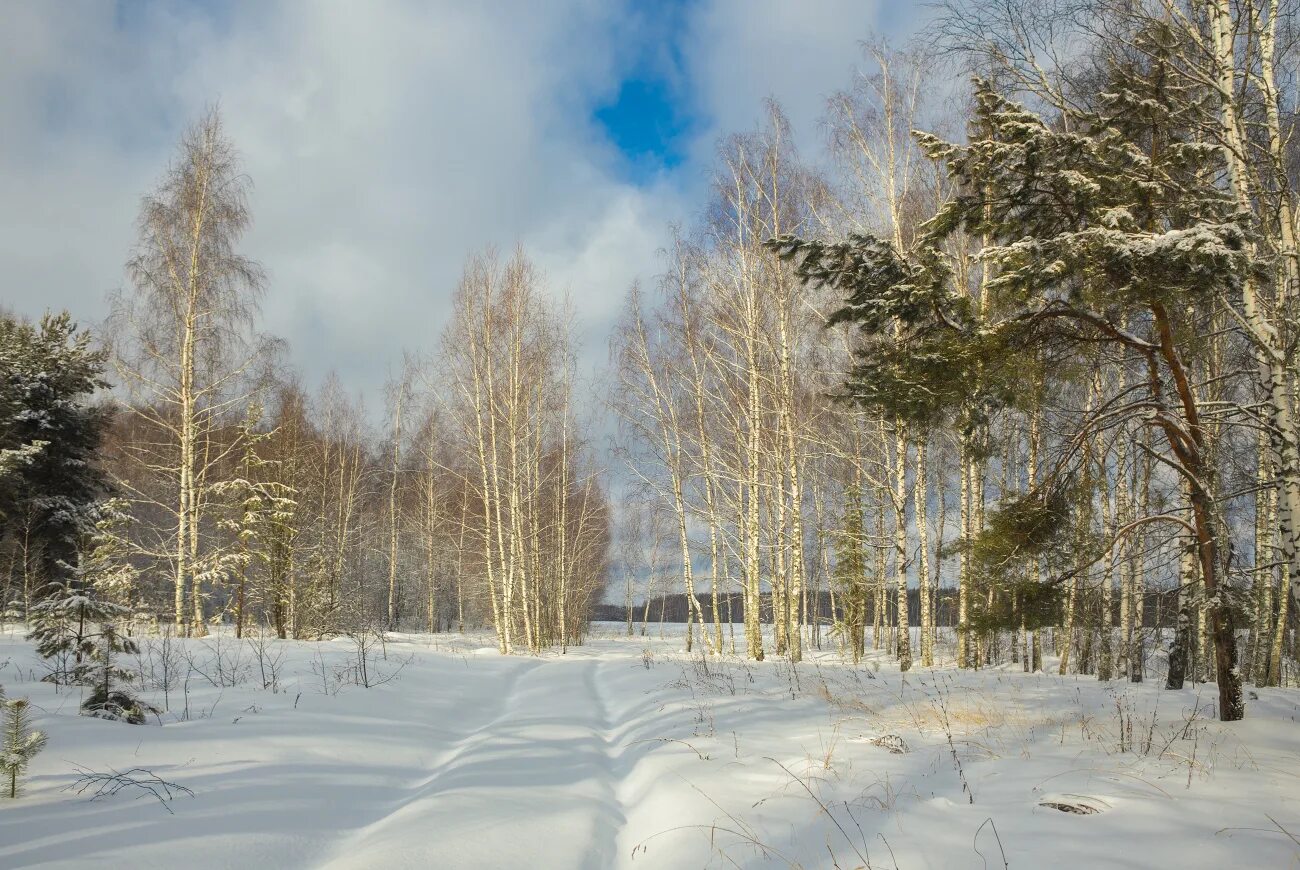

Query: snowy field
[0,623,1298,869]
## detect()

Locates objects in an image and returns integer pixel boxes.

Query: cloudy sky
[2,0,927,413]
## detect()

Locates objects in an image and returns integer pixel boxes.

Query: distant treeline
[593,588,1185,629]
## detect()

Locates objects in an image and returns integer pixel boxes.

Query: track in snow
[321,657,629,870]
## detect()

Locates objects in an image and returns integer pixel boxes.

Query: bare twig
[65,765,194,814]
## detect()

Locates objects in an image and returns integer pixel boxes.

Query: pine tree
[206,403,297,637]
[1,692,47,798]
[964,486,1077,637]
[75,622,154,725]
[27,498,143,682]
[0,312,110,609]
[77,499,141,618]
[773,26,1251,719]
[832,485,869,663]
[26,580,125,685]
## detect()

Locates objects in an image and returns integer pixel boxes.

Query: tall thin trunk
[1028,392,1043,673]
[892,430,912,671]
[916,439,933,667]
[386,382,404,632]
[958,443,972,667]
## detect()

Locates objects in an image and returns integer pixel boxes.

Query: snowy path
[0,638,671,870]
[320,658,627,869]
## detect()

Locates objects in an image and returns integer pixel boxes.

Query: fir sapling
[2,692,48,799]
[27,580,128,685]
[77,622,157,725]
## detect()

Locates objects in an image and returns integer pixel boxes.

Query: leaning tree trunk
[1148,297,1242,718]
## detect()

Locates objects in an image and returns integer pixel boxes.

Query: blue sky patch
[594,75,692,180]
[591,0,695,182]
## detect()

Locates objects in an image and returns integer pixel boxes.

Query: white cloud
[0,0,898,412]
[681,0,886,160]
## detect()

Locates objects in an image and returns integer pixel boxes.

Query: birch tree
[109,108,265,636]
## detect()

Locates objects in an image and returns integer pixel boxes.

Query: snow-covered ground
[0,623,1297,869]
